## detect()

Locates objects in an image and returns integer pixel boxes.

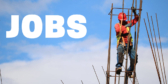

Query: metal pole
[102,66,106,77]
[106,3,113,84]
[144,19,162,84]
[118,74,120,84]
[124,1,134,84]
[124,9,130,84]
[0,70,2,84]
[114,68,117,84]
[81,80,84,84]
[146,12,162,84]
[156,13,168,84]
[112,8,142,10]
[151,16,165,84]
[92,65,101,84]
[134,0,137,49]
[122,0,124,12]
[133,0,142,84]
[61,80,64,84]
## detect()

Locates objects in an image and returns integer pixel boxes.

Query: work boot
[128,73,136,78]
[127,59,135,76]
[127,66,133,76]
[116,63,122,74]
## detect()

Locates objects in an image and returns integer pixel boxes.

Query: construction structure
[143,13,167,84]
[105,0,167,84]
[106,0,142,84]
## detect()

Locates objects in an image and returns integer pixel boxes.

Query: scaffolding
[106,0,142,84]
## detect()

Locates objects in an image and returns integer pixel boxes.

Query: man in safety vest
[114,7,139,75]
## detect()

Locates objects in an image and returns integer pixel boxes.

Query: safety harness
[116,23,133,48]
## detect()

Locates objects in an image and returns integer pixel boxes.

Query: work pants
[116,44,137,70]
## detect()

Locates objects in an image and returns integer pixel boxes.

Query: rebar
[106,3,113,84]
[61,80,64,84]
[151,16,165,84]
[114,68,117,84]
[156,13,167,84]
[81,80,84,84]
[133,0,142,83]
[102,66,106,77]
[112,8,142,10]
[134,0,137,49]
[92,65,100,84]
[118,74,120,84]
[144,18,162,84]
[0,70,2,84]
[124,8,130,84]
[146,12,162,84]
[122,0,124,12]
[112,14,135,16]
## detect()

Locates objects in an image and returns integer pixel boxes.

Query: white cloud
[1,37,168,84]
[0,0,58,14]
[159,37,168,43]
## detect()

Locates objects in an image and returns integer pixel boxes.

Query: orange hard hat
[118,12,127,21]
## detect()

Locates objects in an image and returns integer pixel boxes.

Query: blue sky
[0,0,168,84]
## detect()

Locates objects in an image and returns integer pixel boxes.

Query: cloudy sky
[0,0,168,84]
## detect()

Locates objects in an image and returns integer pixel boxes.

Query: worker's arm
[127,7,139,26]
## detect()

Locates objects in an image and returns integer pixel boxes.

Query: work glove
[131,7,136,15]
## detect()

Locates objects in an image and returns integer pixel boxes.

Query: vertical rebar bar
[118,74,120,84]
[92,65,100,84]
[133,0,142,84]
[106,3,113,84]
[146,12,162,84]
[122,0,124,12]
[61,80,64,84]
[151,16,165,84]
[114,68,117,84]
[144,19,162,84]
[124,9,130,84]
[0,70,2,84]
[134,0,137,49]
[124,1,135,84]
[102,66,106,77]
[156,13,167,84]
[81,80,84,84]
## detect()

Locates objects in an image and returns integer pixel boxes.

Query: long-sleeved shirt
[114,15,139,44]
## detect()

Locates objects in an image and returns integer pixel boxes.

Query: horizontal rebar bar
[113,7,142,10]
[112,14,134,16]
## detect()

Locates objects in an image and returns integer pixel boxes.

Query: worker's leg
[116,44,124,67]
[116,44,124,74]
[128,46,136,71]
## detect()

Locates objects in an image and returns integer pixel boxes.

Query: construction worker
[114,7,139,75]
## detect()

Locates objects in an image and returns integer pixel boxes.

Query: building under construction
[105,0,167,84]
[100,0,167,84]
